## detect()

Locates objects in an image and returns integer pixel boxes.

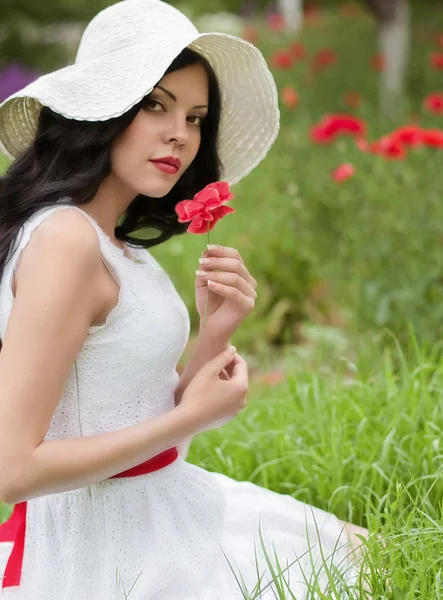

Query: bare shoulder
[13,207,102,296]
[24,207,100,258]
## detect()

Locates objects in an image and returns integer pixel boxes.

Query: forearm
[175,326,230,461]
[3,405,198,505]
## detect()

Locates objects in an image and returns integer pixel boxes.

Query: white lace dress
[0,203,357,599]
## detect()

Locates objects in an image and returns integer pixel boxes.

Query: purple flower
[0,62,40,103]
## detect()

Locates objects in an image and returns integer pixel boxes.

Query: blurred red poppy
[355,137,372,152]
[342,91,361,108]
[355,137,383,154]
[288,42,306,60]
[422,129,443,148]
[310,114,366,143]
[280,86,299,109]
[377,136,407,160]
[256,370,286,386]
[242,25,259,44]
[332,163,355,182]
[370,54,385,71]
[267,13,285,31]
[430,52,443,69]
[423,92,443,114]
[271,50,293,69]
[390,125,423,147]
[312,48,337,71]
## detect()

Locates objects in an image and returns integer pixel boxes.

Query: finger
[198,257,257,290]
[204,272,257,300]
[223,357,238,379]
[229,353,249,383]
[219,367,230,380]
[206,280,256,315]
[203,245,245,265]
[208,347,237,374]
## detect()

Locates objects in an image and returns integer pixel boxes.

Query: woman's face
[110,62,209,198]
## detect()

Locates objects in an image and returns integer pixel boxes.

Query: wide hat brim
[0,31,279,186]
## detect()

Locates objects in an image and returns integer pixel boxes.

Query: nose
[165,114,189,147]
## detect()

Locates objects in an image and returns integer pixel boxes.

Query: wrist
[173,403,204,436]
[197,323,230,349]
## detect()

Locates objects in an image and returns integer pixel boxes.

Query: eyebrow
[154,85,208,109]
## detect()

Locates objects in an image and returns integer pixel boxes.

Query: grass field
[1,3,443,596]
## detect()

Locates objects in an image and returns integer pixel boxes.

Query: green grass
[183,331,443,597]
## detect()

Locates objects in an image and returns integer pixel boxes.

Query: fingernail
[207,244,218,250]
[229,345,237,352]
[195,270,208,277]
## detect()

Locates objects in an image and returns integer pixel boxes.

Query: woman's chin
[138,183,176,198]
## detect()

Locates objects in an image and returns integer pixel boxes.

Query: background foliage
[2,1,443,361]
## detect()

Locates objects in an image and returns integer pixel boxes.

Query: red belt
[0,446,179,588]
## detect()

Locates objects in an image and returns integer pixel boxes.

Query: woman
[0,1,368,598]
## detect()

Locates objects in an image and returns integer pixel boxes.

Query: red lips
[150,156,181,169]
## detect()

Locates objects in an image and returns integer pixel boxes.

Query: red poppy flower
[430,52,443,69]
[423,92,443,114]
[271,50,293,70]
[377,135,407,160]
[267,13,285,31]
[313,48,337,71]
[355,137,386,154]
[280,86,299,109]
[175,182,235,234]
[390,125,423,147]
[331,163,355,182]
[422,129,443,148]
[288,42,306,60]
[242,25,259,44]
[355,137,371,152]
[342,91,361,109]
[310,114,367,143]
[370,54,385,71]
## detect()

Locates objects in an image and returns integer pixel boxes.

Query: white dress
[0,203,357,599]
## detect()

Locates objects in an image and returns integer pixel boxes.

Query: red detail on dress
[0,447,179,588]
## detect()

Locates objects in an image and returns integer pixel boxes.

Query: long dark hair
[0,46,222,309]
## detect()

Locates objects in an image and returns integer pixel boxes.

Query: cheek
[111,119,148,169]
[126,114,151,144]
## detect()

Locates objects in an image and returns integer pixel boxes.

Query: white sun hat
[0,0,280,186]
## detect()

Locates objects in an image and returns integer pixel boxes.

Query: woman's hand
[195,245,257,341]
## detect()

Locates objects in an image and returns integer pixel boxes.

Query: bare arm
[174,324,231,460]
[5,406,200,504]
[0,210,200,504]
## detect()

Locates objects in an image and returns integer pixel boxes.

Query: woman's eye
[145,99,163,110]
[145,100,205,126]
[188,115,205,126]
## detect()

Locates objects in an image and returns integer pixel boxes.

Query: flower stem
[203,223,211,327]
